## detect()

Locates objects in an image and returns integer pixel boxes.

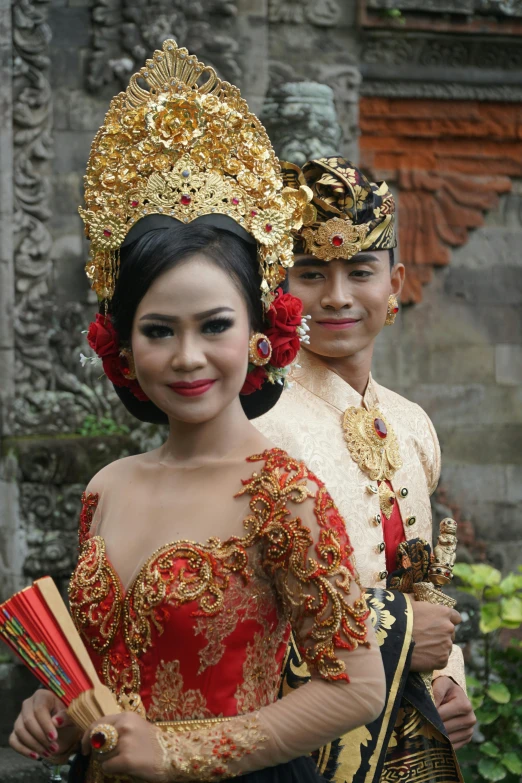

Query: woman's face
[131,255,251,424]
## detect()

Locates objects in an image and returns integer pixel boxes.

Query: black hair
[108,223,282,422]
[389,248,395,268]
[111,224,264,342]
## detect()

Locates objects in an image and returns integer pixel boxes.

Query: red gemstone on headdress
[131,200,139,208]
[265,223,273,233]
[180,194,191,206]
[232,197,240,205]
[374,418,388,439]
[256,338,271,359]
[103,228,112,237]
[90,732,106,751]
[251,210,258,217]
[331,234,344,247]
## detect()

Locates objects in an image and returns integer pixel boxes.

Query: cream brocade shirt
[255,349,465,690]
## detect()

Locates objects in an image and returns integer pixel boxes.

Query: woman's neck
[160,397,261,466]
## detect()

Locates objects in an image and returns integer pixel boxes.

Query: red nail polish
[48,731,57,741]
[50,743,59,753]
[29,752,38,760]
[42,751,50,758]
[55,716,64,727]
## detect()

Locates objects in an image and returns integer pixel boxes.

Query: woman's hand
[82,712,166,781]
[9,689,81,762]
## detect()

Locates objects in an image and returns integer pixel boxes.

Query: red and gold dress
[68,449,385,782]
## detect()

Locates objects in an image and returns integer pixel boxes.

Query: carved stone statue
[260,81,343,166]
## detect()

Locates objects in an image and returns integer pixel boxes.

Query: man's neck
[304,345,373,397]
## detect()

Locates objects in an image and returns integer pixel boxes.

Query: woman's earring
[248,333,272,366]
[119,348,137,379]
[385,295,399,326]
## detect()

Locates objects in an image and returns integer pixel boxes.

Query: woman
[9,40,385,782]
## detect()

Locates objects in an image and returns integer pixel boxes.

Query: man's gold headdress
[79,40,311,307]
[282,157,396,261]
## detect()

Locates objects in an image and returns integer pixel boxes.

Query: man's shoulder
[374,381,432,428]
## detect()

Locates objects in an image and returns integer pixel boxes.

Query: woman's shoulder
[85,452,148,496]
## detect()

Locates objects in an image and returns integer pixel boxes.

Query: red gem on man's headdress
[331,234,343,247]
[131,200,139,208]
[265,224,273,233]
[103,228,112,237]
[180,194,192,206]
[232,198,240,205]
[256,338,271,360]
[251,210,258,217]
[374,418,388,439]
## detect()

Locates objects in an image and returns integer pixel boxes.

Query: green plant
[379,8,406,24]
[454,563,522,783]
[77,414,130,437]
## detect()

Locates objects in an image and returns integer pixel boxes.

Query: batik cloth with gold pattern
[281,157,396,262]
[255,351,466,783]
[68,448,385,783]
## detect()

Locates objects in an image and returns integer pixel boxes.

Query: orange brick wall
[359,97,520,302]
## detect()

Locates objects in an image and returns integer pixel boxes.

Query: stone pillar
[0,0,22,604]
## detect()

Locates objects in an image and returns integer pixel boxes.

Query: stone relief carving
[12,0,54,396]
[360,80,522,101]
[268,0,341,26]
[397,170,512,303]
[361,35,522,70]
[365,0,522,15]
[317,65,361,162]
[261,82,342,165]
[88,0,240,93]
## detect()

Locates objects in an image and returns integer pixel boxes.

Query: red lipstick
[169,379,216,397]
[316,318,361,331]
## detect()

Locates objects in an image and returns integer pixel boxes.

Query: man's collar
[290,349,379,413]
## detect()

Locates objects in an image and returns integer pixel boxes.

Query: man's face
[287,250,404,359]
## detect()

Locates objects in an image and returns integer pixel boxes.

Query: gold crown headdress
[282,157,396,262]
[79,40,311,307]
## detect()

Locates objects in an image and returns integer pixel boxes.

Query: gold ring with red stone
[89,723,119,754]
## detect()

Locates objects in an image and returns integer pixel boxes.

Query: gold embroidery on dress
[238,451,369,681]
[147,660,217,722]
[234,625,286,714]
[68,536,123,655]
[156,713,266,781]
[194,569,275,674]
[123,538,252,658]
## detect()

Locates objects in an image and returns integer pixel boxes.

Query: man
[256,158,476,783]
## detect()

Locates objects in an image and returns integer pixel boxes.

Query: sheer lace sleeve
[155,450,386,781]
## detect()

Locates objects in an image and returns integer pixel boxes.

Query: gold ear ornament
[385,294,399,326]
[248,333,272,366]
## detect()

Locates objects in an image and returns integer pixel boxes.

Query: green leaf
[472,564,502,589]
[478,759,506,781]
[487,683,511,704]
[454,563,474,582]
[501,754,522,775]
[480,742,500,758]
[471,694,484,710]
[476,708,499,725]
[466,675,482,690]
[500,596,522,625]
[499,573,522,596]
[481,603,502,633]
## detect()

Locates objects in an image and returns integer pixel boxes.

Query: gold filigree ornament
[79,39,311,305]
[301,216,369,262]
[342,407,402,483]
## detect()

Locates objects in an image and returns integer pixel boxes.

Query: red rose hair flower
[86,313,149,402]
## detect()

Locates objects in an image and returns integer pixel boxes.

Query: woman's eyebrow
[139,306,235,322]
